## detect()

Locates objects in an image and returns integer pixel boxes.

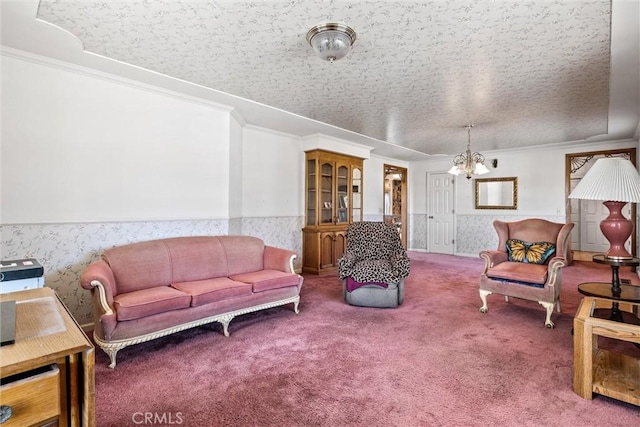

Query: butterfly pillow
[506,239,556,264]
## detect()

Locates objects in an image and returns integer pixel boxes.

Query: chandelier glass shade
[568,157,640,259]
[306,23,356,62]
[447,125,490,179]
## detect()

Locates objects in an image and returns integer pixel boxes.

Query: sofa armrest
[264,245,297,273]
[479,250,508,273]
[80,259,116,316]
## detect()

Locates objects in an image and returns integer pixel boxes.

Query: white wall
[241,126,303,218]
[1,53,232,223]
[410,140,639,218]
[408,139,639,254]
[228,114,244,220]
[0,51,306,324]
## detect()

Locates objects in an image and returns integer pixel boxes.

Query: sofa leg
[539,301,555,328]
[293,297,300,314]
[556,300,561,313]
[219,314,234,337]
[479,289,492,313]
[94,333,122,369]
[105,348,119,369]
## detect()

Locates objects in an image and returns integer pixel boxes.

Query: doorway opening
[383,165,407,248]
[565,147,637,261]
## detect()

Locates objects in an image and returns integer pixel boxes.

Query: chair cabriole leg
[479,289,491,313]
[539,301,555,328]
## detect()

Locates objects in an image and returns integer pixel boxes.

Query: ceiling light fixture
[306,23,356,63]
[447,125,490,179]
[568,157,640,259]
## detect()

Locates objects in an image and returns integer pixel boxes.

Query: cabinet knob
[0,405,12,423]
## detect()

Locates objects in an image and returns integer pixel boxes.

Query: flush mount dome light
[306,23,356,63]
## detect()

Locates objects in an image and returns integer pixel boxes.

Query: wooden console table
[573,296,640,405]
[0,287,95,426]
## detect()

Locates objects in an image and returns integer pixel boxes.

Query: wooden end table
[573,296,640,405]
[0,287,95,426]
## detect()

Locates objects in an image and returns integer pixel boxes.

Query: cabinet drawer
[0,364,60,426]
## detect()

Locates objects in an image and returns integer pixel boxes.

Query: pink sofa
[81,236,303,368]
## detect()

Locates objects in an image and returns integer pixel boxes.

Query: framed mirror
[475,177,518,209]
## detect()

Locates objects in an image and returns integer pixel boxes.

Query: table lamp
[568,157,640,259]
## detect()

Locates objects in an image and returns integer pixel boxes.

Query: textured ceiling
[22,1,626,155]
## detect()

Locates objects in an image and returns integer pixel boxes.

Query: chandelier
[306,23,356,63]
[447,125,490,179]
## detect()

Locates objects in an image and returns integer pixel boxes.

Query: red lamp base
[601,200,634,259]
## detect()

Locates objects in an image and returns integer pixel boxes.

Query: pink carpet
[93,253,640,426]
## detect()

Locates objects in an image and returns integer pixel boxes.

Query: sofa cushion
[164,237,229,282]
[172,278,252,307]
[103,240,172,294]
[219,236,265,275]
[113,286,191,321]
[230,269,300,293]
[487,261,548,285]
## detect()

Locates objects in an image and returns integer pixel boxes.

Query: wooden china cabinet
[302,149,364,275]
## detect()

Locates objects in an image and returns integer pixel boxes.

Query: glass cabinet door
[336,165,349,224]
[352,167,362,222]
[320,162,334,224]
[306,159,316,226]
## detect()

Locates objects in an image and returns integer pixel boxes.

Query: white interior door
[569,179,581,250]
[579,199,609,253]
[427,172,455,254]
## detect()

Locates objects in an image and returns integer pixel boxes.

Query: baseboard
[573,251,598,261]
[80,322,94,334]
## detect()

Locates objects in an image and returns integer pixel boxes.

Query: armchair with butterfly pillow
[479,218,574,328]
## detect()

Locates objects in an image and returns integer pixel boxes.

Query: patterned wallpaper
[408,213,569,255]
[454,214,568,256]
[410,214,428,251]
[0,213,586,325]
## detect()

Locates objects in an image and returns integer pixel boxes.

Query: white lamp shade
[474,163,490,175]
[569,158,640,203]
[447,165,462,175]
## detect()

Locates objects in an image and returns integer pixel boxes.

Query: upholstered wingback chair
[338,222,410,308]
[479,218,574,328]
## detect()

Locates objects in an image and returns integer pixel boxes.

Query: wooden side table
[592,254,640,296]
[573,296,640,405]
[0,287,95,426]
[577,255,640,322]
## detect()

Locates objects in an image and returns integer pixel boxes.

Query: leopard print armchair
[338,222,410,308]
